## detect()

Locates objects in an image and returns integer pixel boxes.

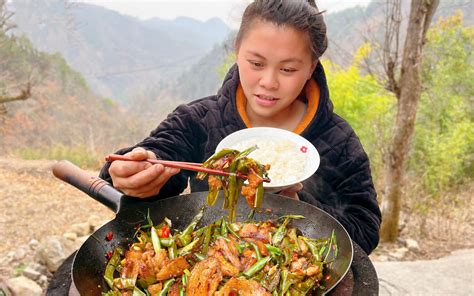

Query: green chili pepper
[180,288,185,296]
[243,256,271,278]
[202,226,212,255]
[220,219,228,236]
[178,207,205,246]
[132,287,146,296]
[103,247,123,289]
[250,242,262,260]
[254,182,264,208]
[150,226,161,253]
[182,273,188,286]
[194,252,206,261]
[168,240,177,259]
[272,217,290,246]
[158,278,175,296]
[226,223,241,239]
[159,238,172,247]
[265,244,283,257]
[178,238,200,256]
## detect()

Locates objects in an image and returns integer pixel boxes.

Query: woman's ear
[308,59,318,80]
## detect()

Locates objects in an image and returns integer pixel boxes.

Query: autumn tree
[379,0,440,241]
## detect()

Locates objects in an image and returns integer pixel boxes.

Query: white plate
[216,127,320,193]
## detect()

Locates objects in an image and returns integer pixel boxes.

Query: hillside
[9,0,230,106]
[0,32,141,162]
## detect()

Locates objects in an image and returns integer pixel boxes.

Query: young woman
[100,0,381,254]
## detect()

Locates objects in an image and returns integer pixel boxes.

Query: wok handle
[52,160,122,213]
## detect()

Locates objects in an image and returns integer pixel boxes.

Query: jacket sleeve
[298,132,381,254]
[99,103,205,199]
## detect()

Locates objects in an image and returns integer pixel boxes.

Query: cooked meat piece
[167,282,181,296]
[238,223,270,242]
[186,257,223,296]
[155,257,190,281]
[215,277,271,296]
[212,251,239,277]
[215,238,241,271]
[148,282,163,295]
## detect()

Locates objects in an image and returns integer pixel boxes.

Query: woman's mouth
[255,94,279,107]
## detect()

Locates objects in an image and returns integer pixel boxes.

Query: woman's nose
[259,69,279,90]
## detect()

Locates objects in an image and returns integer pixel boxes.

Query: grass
[14,144,104,170]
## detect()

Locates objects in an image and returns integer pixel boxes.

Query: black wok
[52,160,353,295]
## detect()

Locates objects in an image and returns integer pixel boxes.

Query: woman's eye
[281,68,296,73]
[249,61,263,68]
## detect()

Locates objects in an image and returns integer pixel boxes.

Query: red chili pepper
[161,226,170,238]
[106,231,113,241]
[106,251,113,259]
[229,292,237,296]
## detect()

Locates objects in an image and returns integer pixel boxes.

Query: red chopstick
[105,154,270,182]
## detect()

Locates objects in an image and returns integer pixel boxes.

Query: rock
[22,267,41,281]
[5,276,42,296]
[35,236,67,272]
[13,246,28,261]
[22,263,47,281]
[405,238,420,252]
[389,247,409,260]
[63,232,78,241]
[28,239,39,250]
[70,222,92,237]
[37,275,48,288]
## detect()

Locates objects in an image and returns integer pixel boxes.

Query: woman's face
[236,20,316,122]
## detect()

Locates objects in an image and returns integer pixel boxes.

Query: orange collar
[236,79,320,134]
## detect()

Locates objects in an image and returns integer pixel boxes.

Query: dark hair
[235,0,328,60]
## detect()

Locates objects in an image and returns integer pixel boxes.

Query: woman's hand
[279,183,303,200]
[109,147,180,198]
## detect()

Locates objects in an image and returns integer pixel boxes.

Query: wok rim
[72,192,354,295]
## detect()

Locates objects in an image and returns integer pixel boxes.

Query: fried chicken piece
[186,257,223,296]
[155,256,190,281]
[215,277,271,296]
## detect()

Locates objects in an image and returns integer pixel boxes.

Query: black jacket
[100,63,381,254]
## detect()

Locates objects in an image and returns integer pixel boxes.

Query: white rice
[230,138,306,186]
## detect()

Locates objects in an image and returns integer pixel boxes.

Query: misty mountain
[143,16,230,52]
[9,0,230,106]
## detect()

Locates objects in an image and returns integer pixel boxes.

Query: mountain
[9,0,230,106]
[143,16,230,52]
[0,33,141,163]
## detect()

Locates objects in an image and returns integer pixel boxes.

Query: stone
[35,236,67,272]
[28,239,39,250]
[405,238,420,251]
[13,247,28,261]
[63,232,78,241]
[70,222,92,237]
[5,276,42,296]
[22,267,41,281]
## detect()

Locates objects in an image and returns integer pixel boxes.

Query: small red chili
[106,231,113,241]
[161,226,170,238]
[105,251,113,259]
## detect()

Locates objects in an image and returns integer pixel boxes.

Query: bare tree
[380,0,440,242]
[0,0,33,110]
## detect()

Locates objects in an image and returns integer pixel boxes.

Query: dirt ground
[0,157,472,280]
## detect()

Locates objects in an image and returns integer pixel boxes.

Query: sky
[75,0,373,28]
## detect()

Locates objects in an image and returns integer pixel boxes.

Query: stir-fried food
[102,209,338,295]
[196,146,270,221]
